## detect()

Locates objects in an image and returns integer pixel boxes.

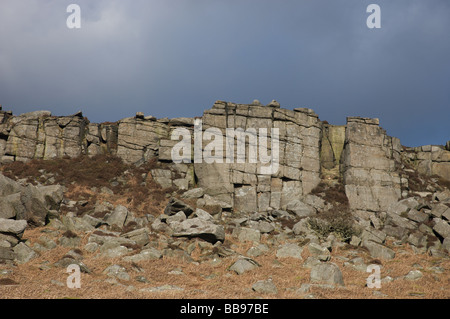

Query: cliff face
[0,101,449,215]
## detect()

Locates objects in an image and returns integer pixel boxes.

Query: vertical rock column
[342,117,402,213]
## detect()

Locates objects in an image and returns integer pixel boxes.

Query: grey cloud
[0,0,448,147]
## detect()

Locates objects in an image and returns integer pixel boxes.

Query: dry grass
[0,155,173,218]
[0,154,128,187]
[1,228,448,299]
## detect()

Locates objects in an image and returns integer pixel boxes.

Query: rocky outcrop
[0,101,449,218]
[0,101,449,299]
[189,101,322,212]
[342,117,403,213]
[402,144,450,181]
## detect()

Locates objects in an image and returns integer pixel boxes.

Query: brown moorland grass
[1,228,448,299]
[0,155,173,218]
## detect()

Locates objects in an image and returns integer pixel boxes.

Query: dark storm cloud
[0,0,449,147]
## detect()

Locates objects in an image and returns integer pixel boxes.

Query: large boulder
[0,218,28,236]
[0,193,24,219]
[276,243,303,259]
[0,174,64,226]
[310,262,344,286]
[252,279,278,295]
[285,200,316,218]
[171,218,225,243]
[228,257,260,275]
[0,174,24,196]
[105,205,129,228]
[164,198,194,217]
[362,240,395,260]
[433,219,450,240]
[13,242,38,264]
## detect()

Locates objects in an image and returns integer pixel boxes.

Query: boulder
[19,187,48,227]
[192,208,214,222]
[166,212,187,226]
[360,227,386,244]
[257,221,275,234]
[430,204,448,218]
[103,264,130,281]
[362,240,395,260]
[0,174,63,226]
[433,219,450,239]
[292,218,312,235]
[285,200,316,218]
[120,227,150,246]
[442,208,450,222]
[164,198,194,217]
[13,242,38,264]
[404,270,423,281]
[310,263,344,286]
[0,247,15,261]
[0,174,24,196]
[54,257,91,273]
[228,257,260,275]
[0,219,28,236]
[181,188,205,199]
[105,205,129,228]
[407,209,429,223]
[171,218,225,243]
[0,193,24,219]
[307,242,331,261]
[276,243,303,260]
[236,227,261,243]
[122,247,163,263]
[252,279,278,295]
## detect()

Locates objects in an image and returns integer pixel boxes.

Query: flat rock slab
[433,219,450,239]
[139,285,184,293]
[0,218,27,235]
[171,218,225,243]
[228,257,260,275]
[404,270,423,281]
[122,247,163,262]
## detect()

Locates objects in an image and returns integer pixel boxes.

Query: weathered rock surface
[171,218,225,243]
[228,257,260,275]
[252,279,278,294]
[310,262,344,286]
[0,219,27,235]
[362,240,396,260]
[0,174,63,226]
[342,117,402,213]
[0,100,449,297]
[276,243,303,259]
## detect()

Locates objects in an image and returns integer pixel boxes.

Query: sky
[0,0,449,147]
